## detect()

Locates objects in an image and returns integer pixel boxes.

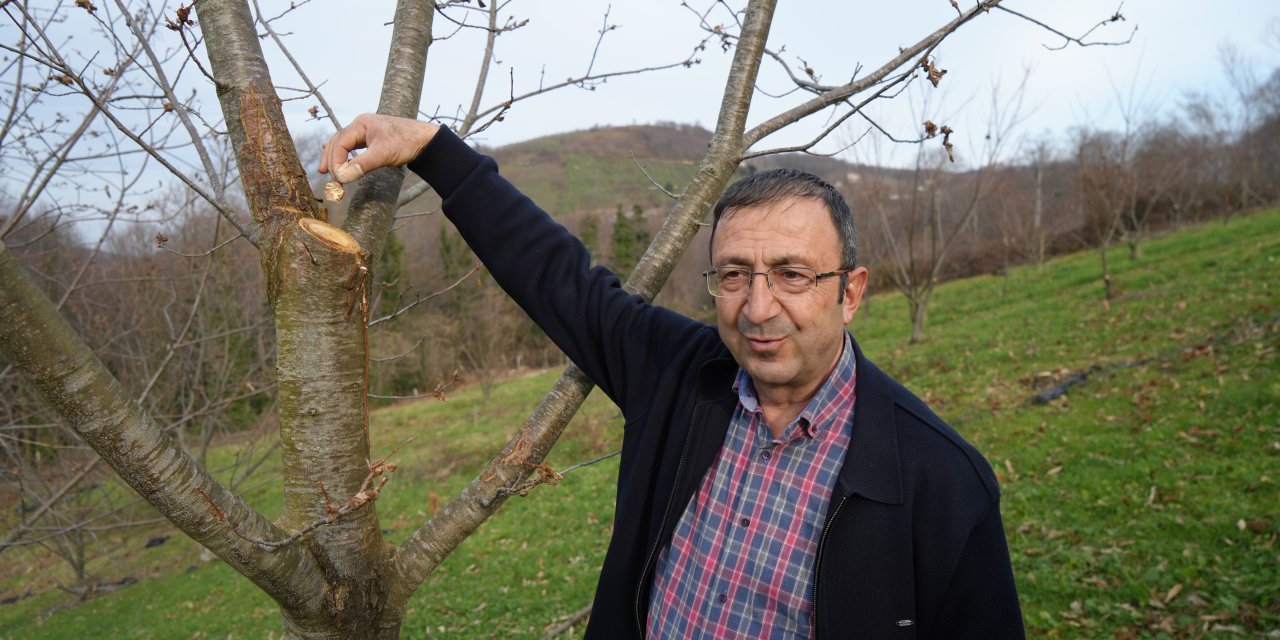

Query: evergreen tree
[631,204,651,271]
[375,230,406,316]
[611,204,650,278]
[578,214,600,266]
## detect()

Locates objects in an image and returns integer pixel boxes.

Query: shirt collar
[733,331,857,440]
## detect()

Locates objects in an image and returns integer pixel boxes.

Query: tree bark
[343,0,434,266]
[199,1,397,635]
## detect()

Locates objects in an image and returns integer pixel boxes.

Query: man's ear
[842,267,869,324]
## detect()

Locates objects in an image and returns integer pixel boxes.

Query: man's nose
[743,272,780,322]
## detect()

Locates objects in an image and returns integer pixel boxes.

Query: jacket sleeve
[932,500,1026,639]
[406,127,714,416]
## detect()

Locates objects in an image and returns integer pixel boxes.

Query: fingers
[317,114,439,182]
[318,115,371,177]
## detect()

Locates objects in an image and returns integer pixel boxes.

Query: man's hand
[319,114,439,184]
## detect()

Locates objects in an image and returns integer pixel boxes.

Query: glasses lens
[708,268,747,297]
[769,267,816,298]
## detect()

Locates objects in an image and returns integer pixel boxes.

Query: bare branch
[630,153,680,199]
[368,263,480,327]
[111,0,228,199]
[215,440,409,550]
[396,182,435,208]
[493,450,621,499]
[465,44,706,127]
[457,0,501,136]
[743,0,1000,149]
[582,5,617,81]
[251,0,343,131]
[994,4,1136,51]
[159,232,244,257]
[6,2,259,244]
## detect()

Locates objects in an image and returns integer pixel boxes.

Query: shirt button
[760,450,772,462]
[717,593,728,604]
[739,517,750,527]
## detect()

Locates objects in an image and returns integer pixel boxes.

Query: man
[321,114,1024,639]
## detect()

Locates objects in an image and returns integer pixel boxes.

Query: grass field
[2,209,1277,638]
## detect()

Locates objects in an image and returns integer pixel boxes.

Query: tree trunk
[909,296,927,344]
[1033,161,1045,267]
[1100,243,1114,302]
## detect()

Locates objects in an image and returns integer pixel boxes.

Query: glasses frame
[703,266,852,299]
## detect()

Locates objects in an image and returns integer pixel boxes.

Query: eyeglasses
[703,266,851,299]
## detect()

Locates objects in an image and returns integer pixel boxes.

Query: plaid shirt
[647,333,857,639]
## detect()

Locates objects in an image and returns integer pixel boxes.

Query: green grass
[3,210,1277,638]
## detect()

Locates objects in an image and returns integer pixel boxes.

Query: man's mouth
[746,336,783,351]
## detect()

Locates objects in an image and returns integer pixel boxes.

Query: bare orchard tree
[0,0,1117,636]
[1073,128,1124,302]
[0,0,275,588]
[863,75,1029,343]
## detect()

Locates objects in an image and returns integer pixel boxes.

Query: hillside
[479,122,884,217]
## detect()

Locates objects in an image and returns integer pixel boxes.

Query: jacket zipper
[810,495,849,640]
[633,403,701,637]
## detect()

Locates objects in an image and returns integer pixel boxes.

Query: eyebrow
[715,253,814,268]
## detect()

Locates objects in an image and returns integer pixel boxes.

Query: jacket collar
[695,337,904,505]
[837,337,904,505]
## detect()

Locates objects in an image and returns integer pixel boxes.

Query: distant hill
[472,122,888,219]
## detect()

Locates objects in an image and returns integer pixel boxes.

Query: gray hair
[710,168,857,270]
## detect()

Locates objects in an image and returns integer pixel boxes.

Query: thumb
[334,160,366,183]
[333,143,397,184]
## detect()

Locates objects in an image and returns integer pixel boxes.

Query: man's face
[711,197,868,402]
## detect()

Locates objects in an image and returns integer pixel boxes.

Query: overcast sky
[266,1,1278,167]
[12,0,1278,232]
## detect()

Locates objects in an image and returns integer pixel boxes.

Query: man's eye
[719,269,749,283]
[776,269,808,282]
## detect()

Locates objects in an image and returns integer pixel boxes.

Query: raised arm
[320,114,716,414]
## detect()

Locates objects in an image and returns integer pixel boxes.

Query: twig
[369,336,425,363]
[370,370,462,401]
[541,604,593,640]
[159,232,243,257]
[203,439,412,550]
[493,450,621,498]
[368,264,481,327]
[581,5,616,81]
[251,0,342,130]
[630,153,680,200]
[994,4,1136,51]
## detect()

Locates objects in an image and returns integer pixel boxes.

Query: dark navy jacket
[410,128,1024,639]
